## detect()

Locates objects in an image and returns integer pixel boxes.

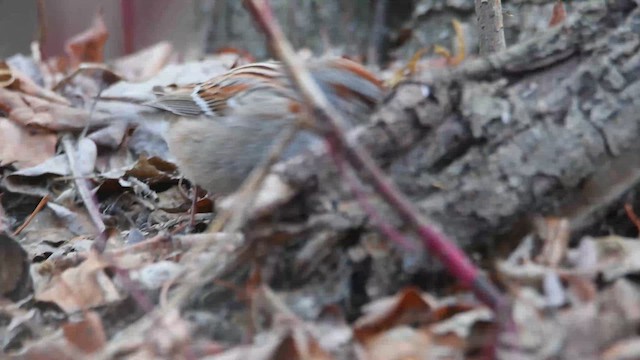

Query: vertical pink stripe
[121,0,134,54]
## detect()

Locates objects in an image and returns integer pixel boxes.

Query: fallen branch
[243,0,506,311]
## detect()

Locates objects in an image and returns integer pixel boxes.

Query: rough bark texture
[274,0,640,250]
[182,0,640,340]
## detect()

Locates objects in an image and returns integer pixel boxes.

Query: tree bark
[272,0,640,249]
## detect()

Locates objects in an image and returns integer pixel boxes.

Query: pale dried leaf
[112,41,174,81]
[74,138,97,176]
[9,66,70,105]
[602,338,640,360]
[430,308,493,339]
[0,118,56,168]
[0,60,15,87]
[87,121,128,149]
[130,261,184,290]
[361,326,433,360]
[543,271,566,307]
[0,88,111,131]
[535,217,570,267]
[35,252,121,313]
[46,203,97,236]
[594,236,640,281]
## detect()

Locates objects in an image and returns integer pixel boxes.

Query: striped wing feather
[145,58,384,120]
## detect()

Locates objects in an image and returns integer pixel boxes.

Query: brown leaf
[62,311,107,354]
[354,287,436,341]
[0,88,111,132]
[8,66,70,105]
[272,331,334,360]
[0,60,16,87]
[549,0,567,27]
[534,217,570,267]
[35,251,121,313]
[430,307,494,352]
[0,118,56,168]
[65,12,109,67]
[126,156,177,182]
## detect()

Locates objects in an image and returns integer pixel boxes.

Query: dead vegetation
[2,0,640,359]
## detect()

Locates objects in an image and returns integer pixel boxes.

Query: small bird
[143,57,384,195]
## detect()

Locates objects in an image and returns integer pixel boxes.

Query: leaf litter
[1,5,640,360]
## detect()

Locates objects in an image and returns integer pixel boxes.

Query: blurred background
[0,0,207,60]
[0,0,562,65]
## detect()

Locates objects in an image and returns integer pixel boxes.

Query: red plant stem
[13,195,49,236]
[121,0,135,54]
[243,0,506,311]
[332,142,418,252]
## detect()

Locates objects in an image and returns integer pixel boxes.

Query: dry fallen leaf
[0,118,57,168]
[35,251,121,313]
[46,202,98,236]
[4,155,70,197]
[0,60,16,87]
[7,338,78,360]
[65,12,109,67]
[113,41,174,81]
[354,287,435,341]
[593,235,640,281]
[87,120,129,149]
[602,337,640,360]
[0,88,111,132]
[361,326,434,360]
[271,330,334,360]
[534,217,570,267]
[8,66,70,105]
[549,0,567,27]
[62,311,107,354]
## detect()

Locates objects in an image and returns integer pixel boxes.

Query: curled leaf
[549,0,567,27]
[65,12,109,67]
[0,60,15,88]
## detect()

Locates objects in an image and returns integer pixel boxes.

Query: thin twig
[13,195,49,236]
[243,0,506,311]
[61,135,107,248]
[335,151,417,251]
[475,0,506,55]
